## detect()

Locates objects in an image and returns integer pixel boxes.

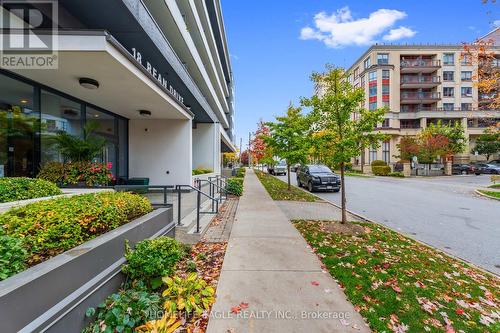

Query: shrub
[122,237,186,288]
[235,167,246,178]
[388,171,405,178]
[83,288,162,333]
[372,165,391,176]
[0,177,62,203]
[38,161,114,186]
[161,273,215,315]
[370,160,388,167]
[226,177,243,196]
[491,175,500,184]
[192,168,213,175]
[0,228,27,281]
[0,192,152,266]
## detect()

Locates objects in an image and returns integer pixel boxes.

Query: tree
[397,137,420,162]
[240,150,249,166]
[301,66,385,224]
[54,121,106,162]
[265,104,309,190]
[250,121,272,167]
[474,127,500,160]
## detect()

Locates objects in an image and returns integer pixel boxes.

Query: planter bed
[0,207,174,333]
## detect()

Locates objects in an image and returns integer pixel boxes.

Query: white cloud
[300,6,416,48]
[383,26,417,41]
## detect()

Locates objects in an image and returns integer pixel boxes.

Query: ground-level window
[382,141,390,163]
[443,103,454,111]
[369,145,377,163]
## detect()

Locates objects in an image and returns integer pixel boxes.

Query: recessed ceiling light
[94,114,99,118]
[20,99,28,104]
[79,77,99,89]
[139,110,152,117]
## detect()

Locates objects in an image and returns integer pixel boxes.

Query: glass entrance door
[0,74,37,177]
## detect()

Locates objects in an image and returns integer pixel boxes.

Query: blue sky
[221,0,499,150]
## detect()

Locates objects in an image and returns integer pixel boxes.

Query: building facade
[0,0,235,184]
[346,31,500,170]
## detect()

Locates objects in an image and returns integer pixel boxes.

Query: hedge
[192,168,213,175]
[226,177,243,196]
[372,166,391,176]
[0,177,62,204]
[38,161,113,186]
[0,192,152,270]
[370,160,388,167]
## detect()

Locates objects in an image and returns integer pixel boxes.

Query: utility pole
[248,131,252,167]
[239,137,242,165]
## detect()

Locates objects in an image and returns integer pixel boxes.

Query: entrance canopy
[3,31,193,121]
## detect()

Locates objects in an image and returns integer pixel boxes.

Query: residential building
[0,0,236,184]
[346,30,500,169]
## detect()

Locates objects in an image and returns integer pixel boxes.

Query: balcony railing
[400,106,486,112]
[400,76,441,84]
[401,92,441,100]
[400,60,441,68]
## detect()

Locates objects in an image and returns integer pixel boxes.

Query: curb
[474,189,500,201]
[269,173,499,278]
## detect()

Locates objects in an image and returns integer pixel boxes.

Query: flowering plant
[38,161,114,186]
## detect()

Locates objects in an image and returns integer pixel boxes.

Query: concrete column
[403,162,411,177]
[192,123,221,174]
[128,119,192,185]
[420,117,427,129]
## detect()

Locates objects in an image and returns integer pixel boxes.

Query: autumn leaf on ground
[239,302,249,309]
[231,306,242,314]
[311,281,320,286]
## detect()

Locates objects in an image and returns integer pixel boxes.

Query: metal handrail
[175,184,219,233]
[114,185,175,207]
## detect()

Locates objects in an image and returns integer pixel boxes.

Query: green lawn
[255,170,318,202]
[487,184,500,189]
[478,190,500,199]
[294,220,500,333]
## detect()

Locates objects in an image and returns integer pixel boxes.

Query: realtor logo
[0,0,58,69]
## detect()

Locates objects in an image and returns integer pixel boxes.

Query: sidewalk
[207,169,369,333]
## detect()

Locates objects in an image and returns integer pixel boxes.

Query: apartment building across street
[346,28,500,172]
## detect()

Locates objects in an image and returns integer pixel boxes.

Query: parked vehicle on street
[268,160,287,175]
[472,163,500,175]
[290,163,301,172]
[488,159,500,166]
[296,164,340,192]
[452,164,474,175]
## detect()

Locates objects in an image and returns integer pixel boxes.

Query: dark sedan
[296,164,340,192]
[452,164,474,175]
[472,163,500,175]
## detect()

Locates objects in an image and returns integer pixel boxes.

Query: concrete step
[175,199,222,244]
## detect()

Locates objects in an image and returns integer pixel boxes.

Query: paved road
[275,172,500,275]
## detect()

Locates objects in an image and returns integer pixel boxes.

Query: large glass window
[364,57,371,69]
[369,145,377,163]
[41,90,82,165]
[368,71,377,81]
[0,73,37,177]
[443,71,454,81]
[461,87,473,97]
[443,87,454,97]
[87,107,118,176]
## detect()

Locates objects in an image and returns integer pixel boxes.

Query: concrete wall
[192,123,221,174]
[129,119,192,185]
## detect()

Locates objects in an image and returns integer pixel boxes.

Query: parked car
[452,164,474,175]
[268,160,287,175]
[488,159,500,166]
[472,163,500,175]
[290,163,301,172]
[296,164,340,192]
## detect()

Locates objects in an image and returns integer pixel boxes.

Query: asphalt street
[275,171,500,275]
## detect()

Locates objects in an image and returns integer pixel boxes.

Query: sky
[220,0,499,151]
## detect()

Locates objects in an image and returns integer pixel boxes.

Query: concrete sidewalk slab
[275,200,357,222]
[206,169,369,333]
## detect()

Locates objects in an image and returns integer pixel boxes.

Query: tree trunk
[340,161,347,224]
[360,148,365,174]
[287,164,291,191]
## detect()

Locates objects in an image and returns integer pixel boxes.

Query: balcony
[400,59,441,73]
[400,76,441,88]
[400,91,441,103]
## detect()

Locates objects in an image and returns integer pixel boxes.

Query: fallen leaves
[293,220,500,333]
[311,281,320,286]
